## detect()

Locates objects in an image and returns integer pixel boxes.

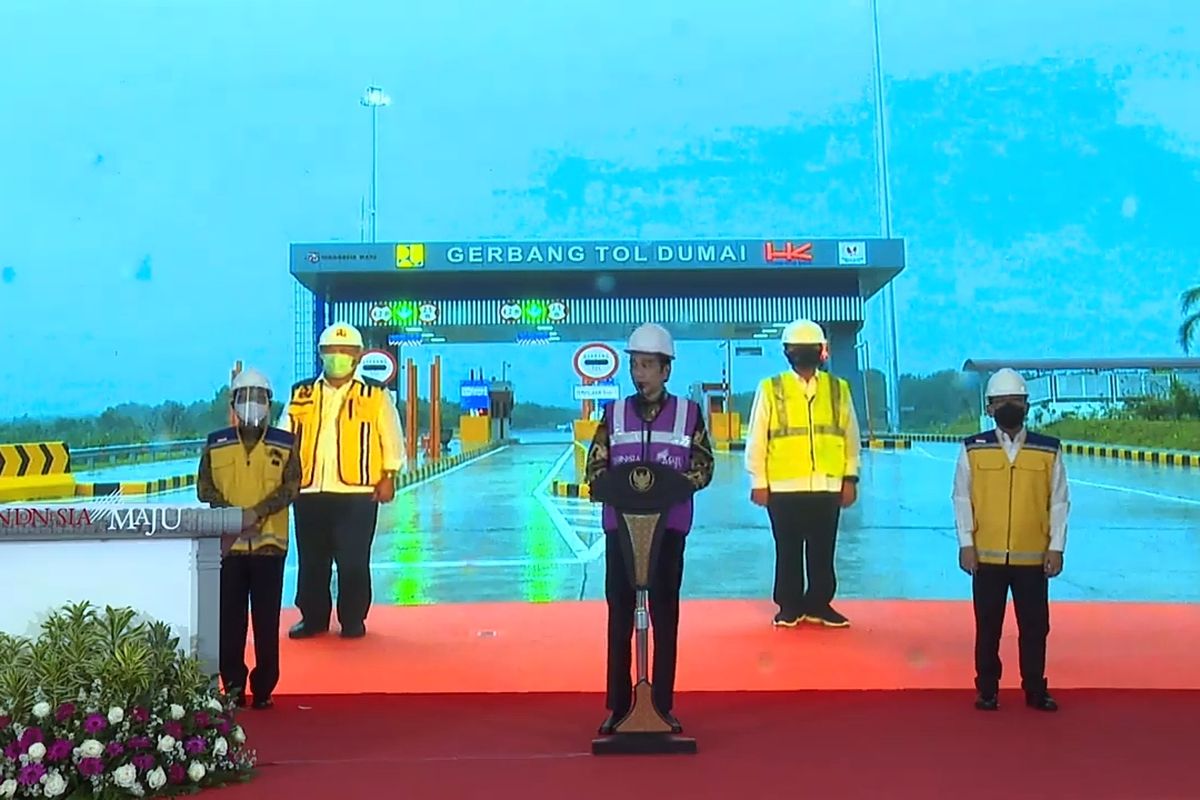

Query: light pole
[360,85,391,243]
[870,0,902,432]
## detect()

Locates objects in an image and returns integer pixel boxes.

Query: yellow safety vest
[965,430,1059,565]
[288,378,386,489]
[761,370,851,481]
[206,427,293,554]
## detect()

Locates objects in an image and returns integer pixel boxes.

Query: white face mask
[236,400,270,427]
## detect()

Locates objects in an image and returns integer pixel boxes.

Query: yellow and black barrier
[75,474,197,498]
[398,441,504,488]
[0,442,76,502]
[901,432,1199,468]
[725,438,914,453]
[550,480,591,500]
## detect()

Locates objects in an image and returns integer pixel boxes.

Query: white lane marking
[532,446,589,559]
[914,444,1200,506]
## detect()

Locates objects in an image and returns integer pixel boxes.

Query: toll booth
[488,380,515,441]
[691,381,741,444]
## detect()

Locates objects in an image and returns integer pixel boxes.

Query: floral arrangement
[0,602,255,798]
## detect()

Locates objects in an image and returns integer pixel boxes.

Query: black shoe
[340,623,367,639]
[251,696,273,710]
[288,621,328,640]
[805,607,851,628]
[661,711,683,734]
[974,693,999,711]
[772,612,802,628]
[598,712,624,735]
[1026,692,1058,712]
[226,689,247,709]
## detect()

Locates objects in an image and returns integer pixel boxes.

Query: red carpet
[213,691,1198,800]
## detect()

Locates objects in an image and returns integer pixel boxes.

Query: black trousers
[605,530,686,715]
[972,563,1050,696]
[219,553,286,700]
[766,491,842,617]
[293,492,380,629]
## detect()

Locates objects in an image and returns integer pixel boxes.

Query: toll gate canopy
[290,238,906,384]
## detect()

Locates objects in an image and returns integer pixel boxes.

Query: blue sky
[0,0,1197,417]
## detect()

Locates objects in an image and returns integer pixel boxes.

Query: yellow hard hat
[318,322,364,349]
[782,319,826,345]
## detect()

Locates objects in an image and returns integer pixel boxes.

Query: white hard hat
[318,322,364,349]
[986,368,1028,398]
[231,367,272,395]
[626,323,675,359]
[782,319,827,345]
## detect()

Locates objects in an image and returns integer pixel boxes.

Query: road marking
[914,444,1200,506]
[532,446,589,559]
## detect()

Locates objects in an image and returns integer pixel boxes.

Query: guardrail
[70,439,206,472]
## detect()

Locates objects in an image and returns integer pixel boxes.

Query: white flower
[146,767,167,790]
[78,739,104,759]
[169,704,185,720]
[42,772,67,798]
[187,762,206,782]
[112,764,138,789]
[26,742,46,762]
[31,702,51,719]
[206,698,224,713]
[231,725,245,744]
[212,737,228,758]
[157,735,176,753]
[0,779,16,799]
[107,706,125,725]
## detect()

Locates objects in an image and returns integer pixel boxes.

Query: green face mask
[321,353,356,379]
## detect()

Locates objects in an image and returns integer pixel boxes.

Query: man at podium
[585,323,715,735]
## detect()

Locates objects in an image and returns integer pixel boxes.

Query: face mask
[786,347,822,369]
[236,400,269,427]
[993,403,1026,429]
[322,353,356,379]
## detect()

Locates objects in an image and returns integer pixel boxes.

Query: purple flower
[54,703,76,723]
[132,753,156,772]
[78,757,105,777]
[83,714,107,734]
[106,740,125,758]
[193,711,211,728]
[163,721,183,739]
[168,763,187,784]
[18,762,46,786]
[18,727,43,748]
[215,719,231,735]
[3,740,21,760]
[127,736,152,750]
[184,736,207,755]
[129,707,149,724]
[46,739,73,762]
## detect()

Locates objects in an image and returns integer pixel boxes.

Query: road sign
[358,349,398,385]
[573,343,619,381]
[573,383,621,401]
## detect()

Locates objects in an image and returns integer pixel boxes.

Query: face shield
[233,387,271,427]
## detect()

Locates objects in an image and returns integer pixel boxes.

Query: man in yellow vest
[282,322,407,640]
[744,319,861,628]
[953,367,1069,712]
[197,367,301,710]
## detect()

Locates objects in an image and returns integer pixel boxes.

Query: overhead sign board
[573,383,621,401]
[573,343,619,381]
[290,238,906,274]
[357,349,397,385]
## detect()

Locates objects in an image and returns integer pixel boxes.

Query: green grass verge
[1040,419,1200,452]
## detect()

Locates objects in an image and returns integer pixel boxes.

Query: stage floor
[262,599,1200,695]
